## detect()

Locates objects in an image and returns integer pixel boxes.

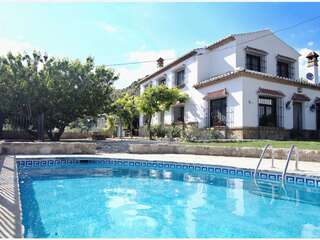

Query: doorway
[293,102,303,130]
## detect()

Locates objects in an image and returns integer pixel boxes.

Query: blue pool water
[19,163,320,238]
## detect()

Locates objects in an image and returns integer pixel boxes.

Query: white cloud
[307,41,314,47]
[299,48,320,80]
[0,38,35,55]
[100,23,118,33]
[114,49,177,89]
[195,40,207,46]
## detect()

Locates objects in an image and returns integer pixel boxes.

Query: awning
[257,88,285,97]
[291,93,310,102]
[204,88,228,100]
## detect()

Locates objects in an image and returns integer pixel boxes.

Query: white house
[138,30,320,139]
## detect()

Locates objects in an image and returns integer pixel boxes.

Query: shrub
[150,125,166,138]
[105,116,116,137]
[166,125,182,139]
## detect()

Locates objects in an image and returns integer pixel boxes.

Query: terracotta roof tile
[204,89,228,100]
[257,88,285,97]
[193,69,320,91]
[291,93,310,102]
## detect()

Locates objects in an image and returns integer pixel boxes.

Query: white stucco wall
[197,41,237,82]
[242,77,320,130]
[235,30,300,79]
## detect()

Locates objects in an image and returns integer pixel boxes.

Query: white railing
[254,144,274,177]
[282,145,299,183]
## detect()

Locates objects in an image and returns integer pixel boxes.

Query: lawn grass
[183,140,320,150]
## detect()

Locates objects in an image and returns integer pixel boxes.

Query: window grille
[175,69,185,88]
[277,98,284,128]
[258,96,277,127]
[245,47,267,73]
[289,63,295,79]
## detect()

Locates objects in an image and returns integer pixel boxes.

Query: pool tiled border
[16,157,320,188]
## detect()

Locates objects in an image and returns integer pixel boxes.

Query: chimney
[306,51,319,84]
[157,57,164,68]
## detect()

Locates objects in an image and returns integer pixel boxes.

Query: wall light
[285,101,291,110]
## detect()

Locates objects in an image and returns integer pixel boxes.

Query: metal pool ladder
[281,145,299,183]
[254,144,274,177]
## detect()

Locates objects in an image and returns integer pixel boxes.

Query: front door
[293,102,303,130]
[316,103,320,131]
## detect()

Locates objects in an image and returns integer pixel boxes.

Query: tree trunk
[182,120,186,138]
[47,126,65,141]
[147,116,152,140]
[129,122,133,138]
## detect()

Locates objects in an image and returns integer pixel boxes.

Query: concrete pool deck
[0,155,22,238]
[1,153,320,237]
[16,153,320,177]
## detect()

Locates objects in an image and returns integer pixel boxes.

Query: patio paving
[0,155,22,238]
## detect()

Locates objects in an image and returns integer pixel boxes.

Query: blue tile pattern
[16,157,320,189]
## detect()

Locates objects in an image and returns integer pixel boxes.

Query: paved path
[0,155,22,238]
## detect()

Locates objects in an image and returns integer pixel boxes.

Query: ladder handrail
[254,144,274,177]
[282,145,299,183]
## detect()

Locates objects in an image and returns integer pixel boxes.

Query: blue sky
[0,2,319,88]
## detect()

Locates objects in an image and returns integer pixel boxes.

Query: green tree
[0,52,118,141]
[43,56,118,140]
[0,52,49,138]
[113,93,138,138]
[136,85,188,140]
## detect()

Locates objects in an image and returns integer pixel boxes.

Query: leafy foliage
[136,85,188,139]
[112,93,139,137]
[0,51,118,140]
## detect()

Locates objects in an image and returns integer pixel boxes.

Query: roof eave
[138,50,197,85]
[194,70,320,91]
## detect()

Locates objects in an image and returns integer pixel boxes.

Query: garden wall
[128,143,320,162]
[0,142,96,155]
[1,130,91,140]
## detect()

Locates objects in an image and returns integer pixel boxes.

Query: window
[246,54,262,72]
[277,55,295,79]
[258,97,277,127]
[277,61,289,78]
[175,69,185,88]
[158,78,166,85]
[245,47,267,73]
[173,106,184,123]
[209,98,227,127]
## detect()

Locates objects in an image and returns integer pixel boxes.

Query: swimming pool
[17,158,320,238]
